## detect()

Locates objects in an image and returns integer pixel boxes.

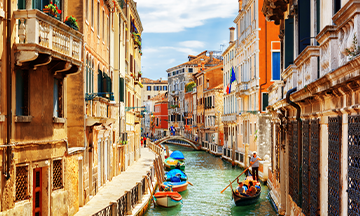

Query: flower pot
[138,74,141,77]
[65,21,79,31]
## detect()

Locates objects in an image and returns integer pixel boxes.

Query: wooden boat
[165,169,188,182]
[170,150,185,162]
[153,191,182,207]
[230,181,261,206]
[161,181,188,193]
[164,157,185,171]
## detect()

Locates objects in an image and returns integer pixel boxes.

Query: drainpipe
[259,21,268,112]
[5,0,12,180]
[286,87,302,207]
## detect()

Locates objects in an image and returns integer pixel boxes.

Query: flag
[226,84,229,94]
[228,83,231,94]
[230,67,236,83]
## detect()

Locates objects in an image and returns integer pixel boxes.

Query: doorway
[33,168,42,216]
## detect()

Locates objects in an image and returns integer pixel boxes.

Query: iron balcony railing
[85,92,114,101]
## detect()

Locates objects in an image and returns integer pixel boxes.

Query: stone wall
[64,153,81,215]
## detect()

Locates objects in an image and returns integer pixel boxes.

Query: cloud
[178,40,205,48]
[142,46,197,55]
[136,0,238,33]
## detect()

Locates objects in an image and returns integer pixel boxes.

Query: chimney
[229,27,235,43]
[201,61,205,70]
[210,51,213,62]
[160,78,162,82]
[239,0,242,11]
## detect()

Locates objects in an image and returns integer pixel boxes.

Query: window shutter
[120,77,124,102]
[284,18,294,69]
[262,93,269,112]
[98,70,102,93]
[298,0,311,54]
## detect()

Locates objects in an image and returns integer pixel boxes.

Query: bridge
[153,136,201,150]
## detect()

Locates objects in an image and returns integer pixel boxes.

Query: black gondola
[231,186,261,206]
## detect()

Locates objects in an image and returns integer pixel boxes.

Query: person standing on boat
[250,151,261,182]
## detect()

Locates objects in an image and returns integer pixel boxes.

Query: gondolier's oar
[188,181,193,186]
[220,158,259,194]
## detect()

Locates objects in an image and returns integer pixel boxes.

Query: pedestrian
[141,138,143,147]
[250,151,261,182]
[143,136,147,148]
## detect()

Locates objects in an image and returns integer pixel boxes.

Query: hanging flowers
[64,16,79,31]
[43,2,62,17]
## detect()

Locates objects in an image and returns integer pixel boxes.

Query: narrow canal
[145,144,277,216]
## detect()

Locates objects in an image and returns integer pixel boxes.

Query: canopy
[170,150,185,160]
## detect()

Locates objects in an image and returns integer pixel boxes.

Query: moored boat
[230,177,262,206]
[153,191,182,207]
[164,157,185,171]
[170,150,185,161]
[161,181,189,193]
[165,169,188,182]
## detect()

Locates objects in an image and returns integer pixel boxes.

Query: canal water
[145,144,277,216]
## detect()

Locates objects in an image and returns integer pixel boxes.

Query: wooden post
[110,201,117,215]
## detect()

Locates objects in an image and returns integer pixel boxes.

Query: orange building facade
[154,100,169,136]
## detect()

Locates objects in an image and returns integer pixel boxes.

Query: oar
[188,181,193,186]
[220,158,259,194]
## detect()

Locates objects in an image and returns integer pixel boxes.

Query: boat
[170,150,185,161]
[153,191,182,207]
[230,176,262,206]
[161,181,189,193]
[165,169,188,182]
[164,157,185,171]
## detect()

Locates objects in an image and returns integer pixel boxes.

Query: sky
[136,0,239,81]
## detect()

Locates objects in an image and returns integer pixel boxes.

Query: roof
[142,77,168,84]
[204,84,223,93]
[166,51,222,72]
[194,64,223,78]
[149,93,167,102]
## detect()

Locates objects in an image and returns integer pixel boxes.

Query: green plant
[43,2,62,17]
[346,34,360,59]
[64,16,79,30]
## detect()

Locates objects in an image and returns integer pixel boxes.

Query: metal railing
[85,92,114,101]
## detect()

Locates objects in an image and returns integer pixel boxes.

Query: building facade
[263,0,360,215]
[0,0,143,215]
[153,94,169,137]
[232,0,279,165]
[141,77,168,104]
[167,51,222,136]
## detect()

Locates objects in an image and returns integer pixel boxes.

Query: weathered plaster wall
[257,114,271,158]
[64,153,81,215]
[51,190,69,215]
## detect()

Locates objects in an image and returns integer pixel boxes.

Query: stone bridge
[154,136,201,150]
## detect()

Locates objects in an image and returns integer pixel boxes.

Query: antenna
[220,44,225,52]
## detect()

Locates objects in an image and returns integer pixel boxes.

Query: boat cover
[170,151,185,160]
[164,157,185,166]
[165,169,187,181]
[163,181,188,186]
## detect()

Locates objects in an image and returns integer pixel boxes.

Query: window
[163,86,167,91]
[334,0,341,15]
[147,86,151,91]
[53,78,64,118]
[16,70,29,116]
[102,10,105,40]
[262,93,269,112]
[33,0,61,20]
[86,0,88,20]
[92,0,94,27]
[272,52,281,80]
[168,73,171,77]
[250,123,252,135]
[159,86,162,91]
[97,2,100,35]
[188,68,193,73]
[16,165,29,201]
[53,160,63,190]
[119,77,125,102]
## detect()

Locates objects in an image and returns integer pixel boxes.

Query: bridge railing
[148,141,165,161]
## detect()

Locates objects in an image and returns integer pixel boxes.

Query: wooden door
[33,168,42,216]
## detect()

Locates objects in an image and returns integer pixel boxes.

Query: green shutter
[98,69,102,93]
[284,18,294,69]
[298,0,311,53]
[18,0,26,9]
[120,77,124,102]
[262,93,269,112]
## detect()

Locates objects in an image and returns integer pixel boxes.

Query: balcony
[238,81,249,94]
[86,96,118,127]
[221,113,237,123]
[14,10,82,73]
[294,46,319,90]
[268,81,283,107]
[282,65,297,96]
[316,25,338,77]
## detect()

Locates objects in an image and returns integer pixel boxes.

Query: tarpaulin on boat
[170,150,185,160]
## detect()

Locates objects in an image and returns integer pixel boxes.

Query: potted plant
[64,16,79,31]
[43,2,61,18]
[138,71,142,77]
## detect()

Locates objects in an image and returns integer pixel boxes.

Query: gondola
[231,185,261,206]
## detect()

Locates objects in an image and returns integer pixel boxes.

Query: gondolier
[250,151,261,182]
